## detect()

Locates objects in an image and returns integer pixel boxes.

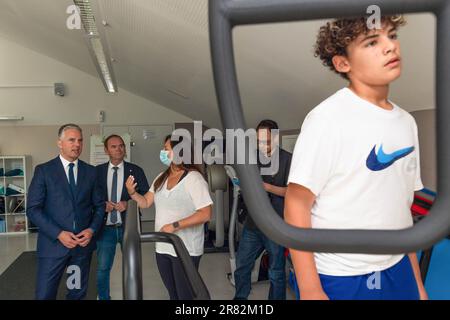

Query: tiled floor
[0,231,295,300]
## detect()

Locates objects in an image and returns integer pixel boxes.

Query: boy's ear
[332,55,351,75]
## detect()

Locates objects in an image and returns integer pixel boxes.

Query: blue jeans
[234,226,286,300]
[96,226,123,300]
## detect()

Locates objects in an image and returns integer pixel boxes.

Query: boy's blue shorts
[318,255,419,300]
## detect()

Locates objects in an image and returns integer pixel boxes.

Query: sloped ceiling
[0,0,435,129]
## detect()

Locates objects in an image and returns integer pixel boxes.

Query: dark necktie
[68,163,76,198]
[110,167,119,224]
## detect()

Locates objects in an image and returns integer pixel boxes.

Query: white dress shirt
[59,155,78,184]
[106,161,124,225]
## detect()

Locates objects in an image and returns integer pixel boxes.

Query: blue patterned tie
[110,167,119,224]
[68,163,76,198]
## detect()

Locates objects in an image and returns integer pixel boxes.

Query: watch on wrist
[172,221,180,230]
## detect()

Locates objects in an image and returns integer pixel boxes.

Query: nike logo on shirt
[366,145,414,171]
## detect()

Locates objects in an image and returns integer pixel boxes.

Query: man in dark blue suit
[95,134,149,300]
[27,124,105,300]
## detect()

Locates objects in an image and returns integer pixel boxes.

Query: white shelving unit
[0,156,31,235]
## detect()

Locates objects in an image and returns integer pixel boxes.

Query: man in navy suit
[95,134,149,300]
[27,124,105,300]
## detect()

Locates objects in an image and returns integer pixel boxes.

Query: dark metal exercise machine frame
[209,0,450,254]
[122,201,210,300]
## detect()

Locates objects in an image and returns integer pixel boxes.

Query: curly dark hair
[314,15,406,79]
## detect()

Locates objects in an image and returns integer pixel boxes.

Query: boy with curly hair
[285,15,428,300]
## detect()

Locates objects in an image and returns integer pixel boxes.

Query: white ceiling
[0,0,436,129]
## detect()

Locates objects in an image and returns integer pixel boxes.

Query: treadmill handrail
[123,201,211,300]
[208,0,450,253]
[140,232,211,300]
[122,201,143,300]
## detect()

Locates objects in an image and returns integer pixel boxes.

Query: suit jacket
[27,156,105,258]
[95,161,149,231]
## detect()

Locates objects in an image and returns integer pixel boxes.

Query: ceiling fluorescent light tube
[74,0,118,93]
[0,116,24,121]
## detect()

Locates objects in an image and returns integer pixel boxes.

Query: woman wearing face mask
[125,134,212,300]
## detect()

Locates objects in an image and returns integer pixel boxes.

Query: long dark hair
[153,134,205,192]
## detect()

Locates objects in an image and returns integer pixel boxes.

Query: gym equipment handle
[209,0,450,253]
[123,201,211,300]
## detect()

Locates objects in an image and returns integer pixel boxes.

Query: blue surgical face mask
[160,150,171,167]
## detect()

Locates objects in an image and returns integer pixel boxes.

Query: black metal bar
[222,0,443,26]
[122,201,211,300]
[419,247,434,283]
[209,0,450,253]
[122,201,143,300]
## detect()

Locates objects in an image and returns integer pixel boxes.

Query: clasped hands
[58,229,94,249]
[106,200,127,213]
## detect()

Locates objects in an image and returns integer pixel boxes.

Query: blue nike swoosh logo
[366,145,414,171]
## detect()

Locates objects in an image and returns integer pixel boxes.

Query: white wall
[411,109,436,191]
[0,36,192,126]
[0,125,100,173]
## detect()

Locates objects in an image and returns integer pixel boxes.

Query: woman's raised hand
[126,175,138,195]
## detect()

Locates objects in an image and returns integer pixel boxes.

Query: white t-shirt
[150,171,213,257]
[288,87,423,276]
